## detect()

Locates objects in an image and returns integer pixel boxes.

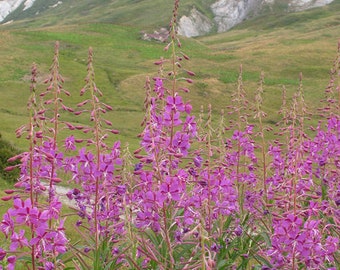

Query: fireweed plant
[1,42,69,269]
[63,47,124,269]
[1,1,340,269]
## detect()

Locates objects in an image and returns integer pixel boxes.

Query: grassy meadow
[0,0,338,159]
[0,1,339,268]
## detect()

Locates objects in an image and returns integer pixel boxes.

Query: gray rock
[177,7,213,37]
[177,0,335,37]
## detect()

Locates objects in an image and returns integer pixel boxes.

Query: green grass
[0,2,338,152]
[0,3,339,268]
[2,0,216,30]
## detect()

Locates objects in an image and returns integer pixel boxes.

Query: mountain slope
[0,0,339,150]
[0,0,337,36]
[0,0,215,28]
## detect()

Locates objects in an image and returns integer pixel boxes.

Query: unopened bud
[104,119,112,126]
[102,103,113,111]
[4,165,17,172]
[164,43,171,51]
[154,60,163,65]
[179,87,190,93]
[186,70,195,76]
[134,148,142,154]
[181,52,190,60]
[174,153,183,158]
[52,178,62,183]
[7,154,22,163]
[1,196,12,201]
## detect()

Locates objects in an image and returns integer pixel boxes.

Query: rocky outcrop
[288,0,335,11]
[141,28,169,43]
[0,0,25,22]
[211,0,261,33]
[0,0,336,33]
[177,7,214,38]
[177,0,335,37]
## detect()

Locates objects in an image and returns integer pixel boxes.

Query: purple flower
[234,225,243,236]
[159,177,181,203]
[134,163,143,171]
[9,198,36,225]
[211,243,221,253]
[0,248,6,261]
[30,225,47,247]
[171,131,190,156]
[45,261,55,270]
[193,155,203,167]
[135,211,160,232]
[154,78,165,98]
[64,135,76,151]
[7,256,16,270]
[163,111,182,127]
[183,115,197,137]
[10,229,29,251]
[143,190,161,209]
[0,212,14,237]
[48,197,62,219]
[165,94,185,113]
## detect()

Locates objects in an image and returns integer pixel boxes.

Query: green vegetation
[0,1,339,269]
[3,0,216,29]
[0,133,19,183]
[0,1,339,151]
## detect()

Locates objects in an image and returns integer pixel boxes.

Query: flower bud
[186,70,195,76]
[1,196,12,201]
[4,165,17,172]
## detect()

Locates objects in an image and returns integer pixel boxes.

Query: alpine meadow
[0,0,339,269]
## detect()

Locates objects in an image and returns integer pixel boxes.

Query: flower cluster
[1,198,67,268]
[0,44,69,269]
[0,2,339,269]
[268,214,339,268]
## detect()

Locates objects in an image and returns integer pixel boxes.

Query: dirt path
[41,182,76,208]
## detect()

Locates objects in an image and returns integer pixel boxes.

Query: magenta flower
[165,94,185,113]
[29,225,48,247]
[193,155,203,167]
[163,111,182,127]
[9,198,39,226]
[0,248,6,261]
[141,129,161,152]
[183,115,197,137]
[154,78,165,98]
[0,212,14,237]
[171,131,190,156]
[143,190,162,209]
[10,229,29,251]
[44,261,55,270]
[159,177,181,203]
[48,197,62,220]
[64,135,76,151]
[136,211,160,232]
[7,256,16,270]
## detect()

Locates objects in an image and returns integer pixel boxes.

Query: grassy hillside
[0,0,339,152]
[2,0,216,29]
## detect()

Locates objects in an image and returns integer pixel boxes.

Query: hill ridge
[0,0,336,37]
